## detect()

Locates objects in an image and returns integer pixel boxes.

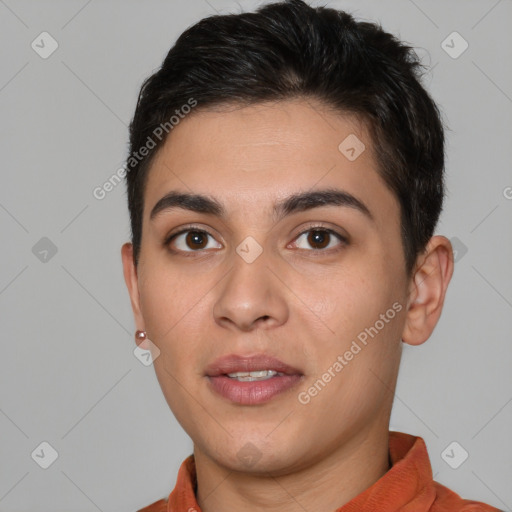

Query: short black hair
[125,0,446,278]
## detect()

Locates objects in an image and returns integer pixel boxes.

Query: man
[121,1,500,510]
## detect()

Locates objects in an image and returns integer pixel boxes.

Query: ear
[401,235,455,346]
[121,243,145,345]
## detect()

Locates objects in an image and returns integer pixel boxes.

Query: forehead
[143,99,399,226]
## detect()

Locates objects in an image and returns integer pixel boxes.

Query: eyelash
[164,223,348,257]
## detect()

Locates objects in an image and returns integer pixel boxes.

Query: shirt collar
[167,431,436,512]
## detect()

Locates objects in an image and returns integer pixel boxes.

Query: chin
[203,435,306,476]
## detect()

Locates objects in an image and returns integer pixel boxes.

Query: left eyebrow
[149,187,374,223]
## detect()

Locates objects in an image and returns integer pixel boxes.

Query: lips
[205,354,304,405]
[204,354,303,377]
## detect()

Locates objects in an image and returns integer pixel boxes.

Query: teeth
[227,370,280,381]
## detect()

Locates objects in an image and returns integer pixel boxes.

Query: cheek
[138,263,206,339]
[312,270,388,340]
[305,264,405,385]
[139,271,209,423]
[302,310,403,429]
[137,264,218,373]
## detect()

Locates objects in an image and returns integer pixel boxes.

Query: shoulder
[431,480,502,511]
[136,498,168,512]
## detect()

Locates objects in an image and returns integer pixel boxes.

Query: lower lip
[207,374,303,405]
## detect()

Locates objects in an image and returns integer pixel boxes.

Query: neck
[194,422,391,512]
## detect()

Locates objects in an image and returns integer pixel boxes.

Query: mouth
[205,354,304,405]
[224,369,286,382]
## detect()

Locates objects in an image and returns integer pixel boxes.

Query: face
[123,99,415,475]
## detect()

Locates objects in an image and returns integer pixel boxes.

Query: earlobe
[401,235,455,346]
[121,242,145,334]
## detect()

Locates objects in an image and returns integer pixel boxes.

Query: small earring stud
[135,330,147,342]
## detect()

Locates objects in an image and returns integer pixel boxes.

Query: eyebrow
[149,188,374,223]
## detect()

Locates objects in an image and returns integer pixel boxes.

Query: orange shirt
[137,431,501,511]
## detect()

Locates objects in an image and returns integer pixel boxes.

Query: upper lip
[205,354,303,377]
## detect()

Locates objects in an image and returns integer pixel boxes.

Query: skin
[122,98,454,512]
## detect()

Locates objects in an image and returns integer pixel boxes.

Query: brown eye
[293,228,347,252]
[307,230,330,249]
[167,229,222,253]
[184,231,209,249]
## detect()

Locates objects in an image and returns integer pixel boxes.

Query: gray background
[0,0,511,510]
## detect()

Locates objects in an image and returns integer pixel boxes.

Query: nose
[212,249,289,332]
